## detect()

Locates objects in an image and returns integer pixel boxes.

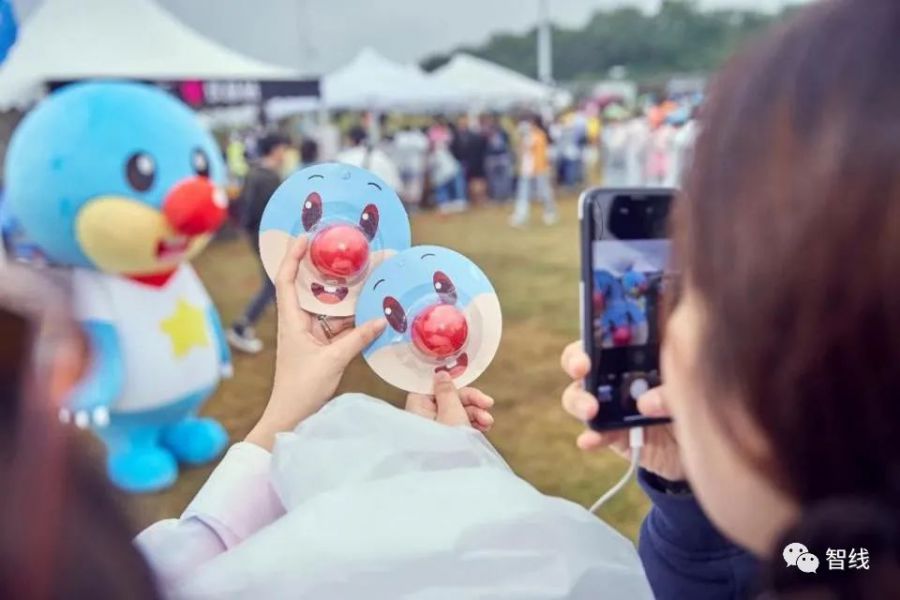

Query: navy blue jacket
[637,469,760,599]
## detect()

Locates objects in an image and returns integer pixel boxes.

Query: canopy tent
[264,48,467,119]
[430,53,569,110]
[319,48,466,112]
[0,0,318,110]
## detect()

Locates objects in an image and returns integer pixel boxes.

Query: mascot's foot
[161,417,228,465]
[108,446,178,494]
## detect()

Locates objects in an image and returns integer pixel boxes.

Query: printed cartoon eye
[301,192,323,231]
[382,296,407,333]
[359,203,379,240]
[433,271,457,304]
[192,148,210,177]
[125,152,156,192]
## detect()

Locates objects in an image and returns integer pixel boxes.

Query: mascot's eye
[192,148,210,177]
[125,152,156,192]
[433,271,457,304]
[382,296,407,333]
[359,204,379,240]
[302,192,323,231]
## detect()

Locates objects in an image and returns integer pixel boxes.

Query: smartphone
[579,187,675,431]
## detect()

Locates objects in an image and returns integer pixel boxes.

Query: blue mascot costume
[593,269,647,348]
[5,82,232,493]
[0,0,17,64]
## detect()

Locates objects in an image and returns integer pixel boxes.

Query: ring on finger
[317,314,335,340]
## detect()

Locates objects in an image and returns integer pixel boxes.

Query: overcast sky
[12,0,810,72]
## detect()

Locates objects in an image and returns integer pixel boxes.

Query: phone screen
[581,189,674,430]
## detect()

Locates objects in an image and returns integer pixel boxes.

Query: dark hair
[299,139,319,164]
[0,269,160,599]
[347,125,367,146]
[678,0,900,596]
[527,113,549,136]
[257,133,289,158]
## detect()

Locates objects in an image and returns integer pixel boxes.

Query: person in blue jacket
[562,1,900,598]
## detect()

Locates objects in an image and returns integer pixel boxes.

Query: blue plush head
[259,162,411,316]
[4,81,228,278]
[356,245,502,394]
[621,269,648,298]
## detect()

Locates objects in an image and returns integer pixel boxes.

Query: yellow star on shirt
[160,299,209,358]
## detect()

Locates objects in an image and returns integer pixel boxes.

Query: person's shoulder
[261,167,282,183]
[245,164,269,180]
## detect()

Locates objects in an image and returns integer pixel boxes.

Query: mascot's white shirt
[71,264,220,413]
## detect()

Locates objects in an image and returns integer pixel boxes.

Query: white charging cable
[589,427,645,514]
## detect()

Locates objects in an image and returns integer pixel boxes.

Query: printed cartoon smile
[311,282,349,304]
[156,235,190,261]
[434,352,468,378]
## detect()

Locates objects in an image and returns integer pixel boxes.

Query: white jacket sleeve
[134,442,285,589]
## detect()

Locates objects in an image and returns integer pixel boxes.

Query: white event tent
[431,53,569,110]
[266,48,468,119]
[321,48,466,112]
[0,0,315,111]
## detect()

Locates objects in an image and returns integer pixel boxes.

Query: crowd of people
[3,0,900,598]
[223,97,699,224]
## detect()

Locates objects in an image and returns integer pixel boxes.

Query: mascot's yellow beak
[75,177,227,277]
[76,196,214,276]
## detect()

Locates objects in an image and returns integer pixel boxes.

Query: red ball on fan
[309,224,370,279]
[612,325,632,346]
[411,304,469,359]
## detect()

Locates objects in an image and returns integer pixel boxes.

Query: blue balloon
[0,0,17,64]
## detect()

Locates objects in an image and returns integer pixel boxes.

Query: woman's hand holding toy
[246,236,387,450]
[406,371,496,432]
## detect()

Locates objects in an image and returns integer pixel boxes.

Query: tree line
[421,0,801,81]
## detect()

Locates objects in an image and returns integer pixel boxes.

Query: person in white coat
[601,105,631,187]
[336,126,403,193]
[624,115,650,187]
[666,110,699,189]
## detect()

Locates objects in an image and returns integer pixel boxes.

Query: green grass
[129,193,650,541]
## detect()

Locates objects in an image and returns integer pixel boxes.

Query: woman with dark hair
[562,0,900,598]
[0,268,160,599]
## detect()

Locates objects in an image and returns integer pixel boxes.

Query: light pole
[537,0,553,85]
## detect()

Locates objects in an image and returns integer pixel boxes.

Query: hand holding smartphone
[579,187,675,431]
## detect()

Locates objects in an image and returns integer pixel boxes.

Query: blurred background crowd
[221,95,700,222]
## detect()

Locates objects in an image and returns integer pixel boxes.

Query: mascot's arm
[62,320,123,428]
[206,306,233,378]
[626,301,647,324]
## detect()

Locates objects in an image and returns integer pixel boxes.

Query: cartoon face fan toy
[259,163,411,316]
[356,246,502,394]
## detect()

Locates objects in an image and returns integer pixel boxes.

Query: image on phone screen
[584,191,673,429]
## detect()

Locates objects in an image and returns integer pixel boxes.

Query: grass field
[129,192,650,542]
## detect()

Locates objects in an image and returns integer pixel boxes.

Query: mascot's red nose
[411,304,469,359]
[309,224,370,279]
[163,177,227,235]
